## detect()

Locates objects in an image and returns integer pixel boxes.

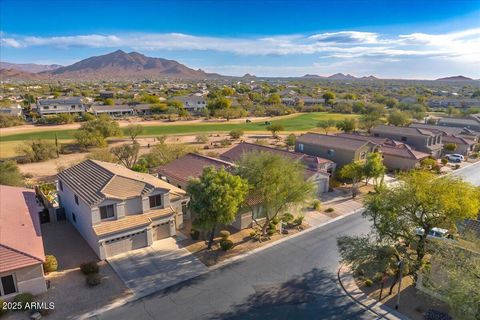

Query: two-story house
[36,97,86,117]
[57,160,189,259]
[0,185,47,299]
[371,125,443,158]
[175,95,207,114]
[437,113,480,131]
[295,133,380,167]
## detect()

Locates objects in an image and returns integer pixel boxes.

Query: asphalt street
[97,212,372,320]
[452,161,480,186]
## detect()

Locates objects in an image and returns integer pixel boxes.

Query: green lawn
[0,112,358,142]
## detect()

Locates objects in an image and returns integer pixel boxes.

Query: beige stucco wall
[0,264,46,299]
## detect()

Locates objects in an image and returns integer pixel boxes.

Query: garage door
[152,222,171,241]
[104,230,148,257]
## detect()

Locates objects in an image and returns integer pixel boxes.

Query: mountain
[361,75,378,80]
[42,50,218,80]
[0,62,62,73]
[436,75,473,81]
[327,73,357,80]
[302,74,324,79]
[0,68,44,81]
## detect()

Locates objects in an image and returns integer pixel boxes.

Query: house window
[373,133,379,137]
[298,143,304,152]
[149,194,162,208]
[327,149,335,156]
[74,195,79,205]
[72,212,76,223]
[43,106,49,110]
[59,181,63,191]
[401,136,407,142]
[360,152,366,160]
[100,204,115,220]
[0,275,17,296]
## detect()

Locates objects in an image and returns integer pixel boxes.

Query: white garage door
[152,222,171,241]
[104,230,148,257]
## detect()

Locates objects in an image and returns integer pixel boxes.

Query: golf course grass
[0,112,358,143]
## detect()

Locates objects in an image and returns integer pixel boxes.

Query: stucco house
[57,160,189,259]
[175,95,207,114]
[437,113,480,131]
[0,185,47,299]
[295,133,380,167]
[371,125,443,158]
[36,97,86,116]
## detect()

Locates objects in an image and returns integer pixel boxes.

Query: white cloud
[2,28,479,77]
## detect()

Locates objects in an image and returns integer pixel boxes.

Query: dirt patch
[355,275,450,320]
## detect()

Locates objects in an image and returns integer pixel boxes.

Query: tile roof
[93,206,175,237]
[58,160,185,207]
[156,153,234,183]
[409,123,478,136]
[372,125,435,136]
[0,185,45,273]
[297,133,377,151]
[91,105,134,112]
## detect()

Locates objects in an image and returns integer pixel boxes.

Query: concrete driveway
[107,237,208,296]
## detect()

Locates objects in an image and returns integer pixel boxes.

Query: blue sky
[1,0,480,79]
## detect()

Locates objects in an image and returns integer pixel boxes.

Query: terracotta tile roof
[372,125,436,136]
[155,153,234,183]
[93,207,176,237]
[297,133,377,151]
[0,185,45,273]
[58,160,186,207]
[442,135,475,146]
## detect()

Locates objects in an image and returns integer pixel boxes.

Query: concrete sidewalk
[338,265,411,320]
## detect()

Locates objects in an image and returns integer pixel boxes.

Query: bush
[267,229,276,236]
[364,279,373,287]
[441,158,448,165]
[86,273,102,287]
[229,129,244,140]
[372,273,383,283]
[190,229,200,240]
[0,299,6,316]
[271,217,280,225]
[220,239,234,251]
[281,213,294,223]
[13,293,34,310]
[219,230,230,240]
[80,261,99,275]
[423,309,452,320]
[325,207,335,213]
[293,215,304,226]
[0,114,24,128]
[312,199,321,210]
[43,255,58,273]
[453,164,460,170]
[249,231,257,238]
[195,134,209,144]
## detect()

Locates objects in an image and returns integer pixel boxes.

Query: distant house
[437,114,480,131]
[298,97,325,106]
[0,185,47,298]
[57,160,189,259]
[220,142,334,194]
[175,95,207,114]
[90,105,134,117]
[337,133,430,170]
[99,91,115,99]
[36,97,85,116]
[0,105,23,118]
[132,104,153,115]
[371,125,443,158]
[295,133,380,167]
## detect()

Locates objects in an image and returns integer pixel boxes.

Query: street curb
[337,265,411,320]
[74,207,363,319]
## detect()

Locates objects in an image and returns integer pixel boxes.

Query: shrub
[293,215,304,226]
[229,129,244,140]
[86,273,102,287]
[453,164,460,170]
[13,293,34,310]
[0,299,6,316]
[271,217,280,225]
[364,279,373,287]
[43,255,58,273]
[219,230,230,240]
[80,261,99,275]
[281,213,294,223]
[267,229,276,236]
[249,231,257,238]
[190,229,200,240]
[325,207,335,213]
[220,239,234,251]
[195,134,209,144]
[441,158,448,165]
[372,273,383,283]
[312,199,321,210]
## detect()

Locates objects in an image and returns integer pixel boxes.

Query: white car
[415,227,452,240]
[445,154,464,163]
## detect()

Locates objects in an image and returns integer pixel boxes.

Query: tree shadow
[210,267,370,320]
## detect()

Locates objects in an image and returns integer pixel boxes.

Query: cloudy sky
[1,0,479,79]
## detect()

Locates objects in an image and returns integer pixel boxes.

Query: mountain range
[0,50,476,81]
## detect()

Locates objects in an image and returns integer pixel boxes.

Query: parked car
[445,154,464,163]
[415,227,453,240]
